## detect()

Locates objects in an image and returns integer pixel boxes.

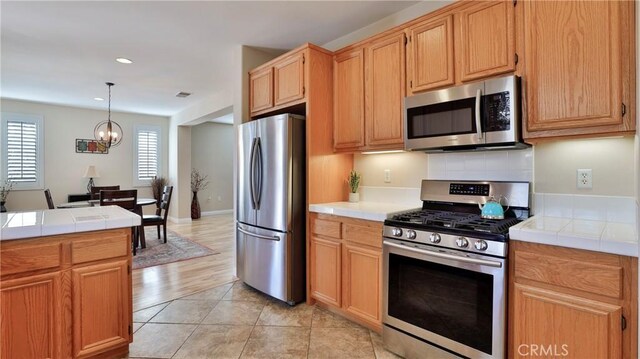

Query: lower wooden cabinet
[309,236,342,307]
[308,213,382,331]
[342,242,381,325]
[513,283,623,359]
[0,229,133,359]
[72,260,131,358]
[509,241,637,359]
[1,272,63,359]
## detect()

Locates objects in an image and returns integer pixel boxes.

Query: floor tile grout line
[168,321,199,359]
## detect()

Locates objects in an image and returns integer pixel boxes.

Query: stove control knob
[429,233,441,243]
[456,237,469,248]
[391,228,403,237]
[406,230,417,240]
[474,240,488,251]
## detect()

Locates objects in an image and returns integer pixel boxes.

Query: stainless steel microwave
[404,75,528,152]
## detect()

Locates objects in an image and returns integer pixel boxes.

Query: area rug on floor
[132,228,218,269]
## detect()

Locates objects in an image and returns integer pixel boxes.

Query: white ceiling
[1,1,418,117]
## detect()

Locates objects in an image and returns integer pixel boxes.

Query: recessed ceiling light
[116,57,133,64]
[94,97,104,101]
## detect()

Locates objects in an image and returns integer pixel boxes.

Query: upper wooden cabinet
[522,0,635,139]
[366,33,405,148]
[333,48,365,150]
[458,1,515,82]
[249,48,307,117]
[249,67,273,114]
[274,52,305,106]
[407,15,455,93]
[334,32,406,152]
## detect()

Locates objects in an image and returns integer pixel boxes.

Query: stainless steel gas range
[382,180,530,359]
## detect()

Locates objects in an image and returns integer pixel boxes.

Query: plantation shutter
[6,120,38,183]
[137,129,158,181]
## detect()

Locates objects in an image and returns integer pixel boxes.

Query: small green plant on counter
[348,170,361,194]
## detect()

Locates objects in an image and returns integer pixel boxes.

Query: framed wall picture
[76,139,108,154]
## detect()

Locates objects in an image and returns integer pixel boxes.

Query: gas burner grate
[390,210,520,235]
[454,217,521,234]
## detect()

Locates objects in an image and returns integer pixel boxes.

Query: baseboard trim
[201,209,233,217]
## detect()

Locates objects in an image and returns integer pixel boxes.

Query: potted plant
[191,169,209,219]
[150,176,167,203]
[0,179,13,213]
[347,170,361,203]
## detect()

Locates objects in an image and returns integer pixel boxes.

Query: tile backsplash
[534,192,638,224]
[427,148,533,182]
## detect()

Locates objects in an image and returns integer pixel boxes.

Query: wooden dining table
[56,198,157,249]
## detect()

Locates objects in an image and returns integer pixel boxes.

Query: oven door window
[406,97,478,139]
[387,253,493,355]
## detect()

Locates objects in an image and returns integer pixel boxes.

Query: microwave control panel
[483,91,511,132]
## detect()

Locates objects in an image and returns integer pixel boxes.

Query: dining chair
[90,185,120,200]
[100,189,143,255]
[142,186,173,243]
[44,189,55,209]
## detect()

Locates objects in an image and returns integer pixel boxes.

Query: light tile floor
[125,281,400,359]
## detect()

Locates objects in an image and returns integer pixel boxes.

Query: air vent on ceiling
[175,91,192,98]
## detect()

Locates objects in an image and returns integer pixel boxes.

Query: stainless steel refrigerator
[236,113,306,305]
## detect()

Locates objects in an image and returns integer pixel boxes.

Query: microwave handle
[475,88,483,140]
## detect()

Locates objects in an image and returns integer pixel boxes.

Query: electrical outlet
[577,169,592,189]
[384,169,391,183]
[217,195,222,201]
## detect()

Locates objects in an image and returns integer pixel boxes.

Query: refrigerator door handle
[237,225,281,241]
[249,137,258,209]
[255,137,263,210]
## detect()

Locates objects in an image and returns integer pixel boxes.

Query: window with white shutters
[1,113,44,190]
[134,125,161,186]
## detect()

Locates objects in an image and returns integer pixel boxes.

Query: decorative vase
[191,191,201,219]
[348,192,359,203]
[0,201,6,213]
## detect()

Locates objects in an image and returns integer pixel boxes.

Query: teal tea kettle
[478,195,509,219]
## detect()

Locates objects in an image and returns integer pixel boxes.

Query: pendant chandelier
[94,82,123,148]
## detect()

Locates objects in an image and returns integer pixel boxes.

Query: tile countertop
[309,202,419,222]
[0,206,141,241]
[509,216,638,257]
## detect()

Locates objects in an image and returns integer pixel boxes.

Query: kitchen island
[1,206,140,359]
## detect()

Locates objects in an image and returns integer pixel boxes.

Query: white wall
[534,137,636,196]
[168,90,233,221]
[354,152,428,188]
[1,98,169,211]
[190,122,234,212]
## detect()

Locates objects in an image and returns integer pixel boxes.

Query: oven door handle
[384,240,502,268]
[475,88,483,140]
